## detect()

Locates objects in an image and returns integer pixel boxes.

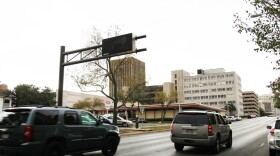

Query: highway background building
[258,94,275,115]
[109,57,146,96]
[242,91,260,116]
[171,68,244,116]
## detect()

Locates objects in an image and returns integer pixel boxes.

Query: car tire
[174,143,184,151]
[212,137,220,154]
[102,136,119,156]
[269,148,276,156]
[122,123,127,127]
[226,133,232,148]
[43,141,64,156]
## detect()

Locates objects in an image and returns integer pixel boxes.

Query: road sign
[140,107,145,114]
[104,101,112,110]
[102,33,136,56]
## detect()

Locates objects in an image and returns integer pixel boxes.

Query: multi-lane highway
[84,117,276,156]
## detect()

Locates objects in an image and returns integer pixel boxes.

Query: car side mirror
[225,120,231,124]
[96,118,102,126]
[267,125,272,129]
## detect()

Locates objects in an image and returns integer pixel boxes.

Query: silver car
[103,114,133,127]
[170,110,232,153]
[267,119,280,156]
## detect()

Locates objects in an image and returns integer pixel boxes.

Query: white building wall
[171,68,244,116]
[171,70,190,103]
[259,94,275,115]
[58,90,112,108]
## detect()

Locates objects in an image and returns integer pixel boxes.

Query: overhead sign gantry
[57,33,146,106]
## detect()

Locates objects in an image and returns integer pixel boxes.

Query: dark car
[96,115,112,124]
[0,106,120,156]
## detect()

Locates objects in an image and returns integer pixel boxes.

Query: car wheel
[122,122,127,127]
[226,133,232,148]
[269,148,276,156]
[43,141,64,156]
[174,143,184,151]
[102,136,119,156]
[212,137,220,154]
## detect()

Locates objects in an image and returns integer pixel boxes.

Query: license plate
[187,129,193,134]
[1,134,9,139]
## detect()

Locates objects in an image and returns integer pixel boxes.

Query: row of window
[184,88,233,94]
[184,81,235,88]
[200,101,236,106]
[184,74,235,82]
[185,94,227,100]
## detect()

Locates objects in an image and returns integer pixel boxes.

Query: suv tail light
[24,126,33,142]
[170,123,174,134]
[270,128,275,136]
[208,125,213,136]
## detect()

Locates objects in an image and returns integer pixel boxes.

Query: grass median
[120,123,171,136]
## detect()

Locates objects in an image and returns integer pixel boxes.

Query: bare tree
[73,97,104,111]
[70,26,140,125]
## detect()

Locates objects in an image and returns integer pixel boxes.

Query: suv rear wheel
[102,136,119,156]
[43,141,63,156]
[212,137,220,154]
[269,148,276,156]
[226,133,232,148]
[174,143,184,151]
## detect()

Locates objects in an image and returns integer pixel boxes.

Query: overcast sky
[0,0,279,95]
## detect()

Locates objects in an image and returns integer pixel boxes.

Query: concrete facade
[242,91,260,116]
[109,57,145,96]
[171,68,244,116]
[258,94,275,115]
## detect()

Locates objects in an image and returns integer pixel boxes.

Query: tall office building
[139,82,174,105]
[259,94,274,115]
[109,57,145,96]
[171,68,244,116]
[242,91,260,116]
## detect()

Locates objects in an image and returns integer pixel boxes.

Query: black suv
[0,106,120,156]
[170,110,232,153]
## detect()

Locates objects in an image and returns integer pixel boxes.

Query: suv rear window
[173,113,208,125]
[275,120,280,129]
[0,109,30,126]
[34,110,59,125]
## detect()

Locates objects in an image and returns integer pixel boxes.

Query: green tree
[268,77,280,108]
[71,26,143,125]
[259,107,266,116]
[39,87,56,106]
[13,84,56,106]
[233,0,280,106]
[118,82,146,119]
[224,103,237,116]
[154,90,177,122]
[73,98,104,110]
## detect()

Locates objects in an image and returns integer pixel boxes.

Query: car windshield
[0,109,30,126]
[173,113,208,125]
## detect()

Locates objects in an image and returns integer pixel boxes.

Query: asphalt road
[84,117,276,156]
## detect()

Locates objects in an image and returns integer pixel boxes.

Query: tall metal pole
[57,46,65,106]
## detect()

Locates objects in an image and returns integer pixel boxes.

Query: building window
[175,74,177,78]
